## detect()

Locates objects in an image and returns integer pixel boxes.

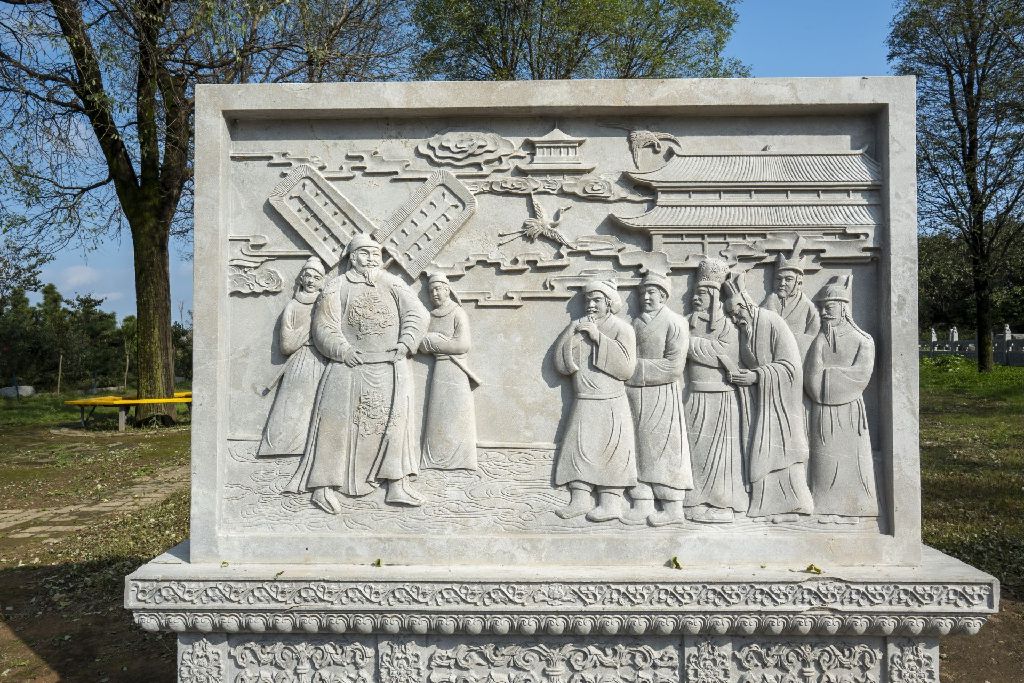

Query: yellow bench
[65,392,192,431]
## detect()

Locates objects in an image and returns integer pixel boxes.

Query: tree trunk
[131,210,175,420]
[972,267,995,372]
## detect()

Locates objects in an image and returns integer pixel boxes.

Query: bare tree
[888,0,1024,371]
[0,0,411,414]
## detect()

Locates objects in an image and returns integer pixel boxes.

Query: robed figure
[259,257,327,458]
[286,234,429,513]
[761,242,820,360]
[419,273,479,471]
[553,279,638,523]
[683,258,748,522]
[624,272,692,526]
[723,273,814,522]
[805,276,877,521]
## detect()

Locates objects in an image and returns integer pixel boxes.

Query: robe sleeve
[392,279,429,353]
[820,335,875,404]
[803,334,828,403]
[803,298,821,337]
[312,281,352,362]
[631,315,687,385]
[553,322,580,376]
[594,318,637,382]
[278,300,308,356]
[423,308,471,355]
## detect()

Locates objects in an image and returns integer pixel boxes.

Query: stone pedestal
[128,544,995,682]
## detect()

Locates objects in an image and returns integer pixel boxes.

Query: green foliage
[412,0,747,80]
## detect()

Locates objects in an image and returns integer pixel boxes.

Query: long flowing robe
[804,321,877,516]
[737,307,814,517]
[554,314,638,489]
[762,291,820,360]
[683,310,747,512]
[286,270,428,496]
[420,301,478,471]
[258,293,325,457]
[626,306,692,495]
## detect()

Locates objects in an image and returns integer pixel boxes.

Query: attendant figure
[949,325,959,343]
[259,257,327,460]
[419,273,479,471]
[286,234,429,513]
[553,279,638,523]
[805,276,877,523]
[683,258,747,523]
[624,272,692,526]
[722,272,814,523]
[761,236,819,360]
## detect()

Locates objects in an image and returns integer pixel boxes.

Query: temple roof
[613,203,880,230]
[628,152,881,186]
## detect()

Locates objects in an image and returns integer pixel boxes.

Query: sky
[34,0,899,323]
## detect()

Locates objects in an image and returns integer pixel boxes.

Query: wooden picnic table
[64,391,192,431]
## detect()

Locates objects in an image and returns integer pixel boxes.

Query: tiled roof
[629,153,881,186]
[614,204,880,229]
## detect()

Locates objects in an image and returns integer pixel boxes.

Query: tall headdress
[775,234,807,274]
[640,272,671,298]
[695,257,729,289]
[584,278,623,314]
[721,271,754,310]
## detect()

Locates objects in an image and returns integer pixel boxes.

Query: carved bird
[627,130,683,168]
[497,194,575,249]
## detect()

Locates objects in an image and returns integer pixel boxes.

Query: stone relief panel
[220,113,889,553]
[230,638,375,683]
[685,636,884,683]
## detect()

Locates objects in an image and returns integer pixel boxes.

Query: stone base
[127,544,997,682]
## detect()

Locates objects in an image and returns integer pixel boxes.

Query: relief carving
[887,640,938,683]
[498,193,575,249]
[761,236,821,361]
[684,258,747,522]
[733,640,881,683]
[230,640,374,683]
[722,272,814,522]
[416,131,524,171]
[625,273,693,526]
[685,640,729,683]
[180,639,224,683]
[258,257,327,460]
[229,261,285,295]
[553,280,638,523]
[806,276,878,522]
[285,235,429,512]
[420,273,479,471]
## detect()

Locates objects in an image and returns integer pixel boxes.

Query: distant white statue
[930,327,938,344]
[805,276,878,523]
[949,325,959,342]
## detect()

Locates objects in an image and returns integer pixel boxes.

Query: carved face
[722,295,752,328]
[429,282,451,308]
[775,270,801,299]
[820,300,844,324]
[298,268,324,294]
[640,285,665,313]
[351,247,382,273]
[585,291,610,319]
[692,286,716,313]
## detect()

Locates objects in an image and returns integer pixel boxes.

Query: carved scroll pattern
[887,640,938,683]
[229,640,374,683]
[378,638,679,683]
[685,640,729,683]
[733,641,881,683]
[228,262,284,294]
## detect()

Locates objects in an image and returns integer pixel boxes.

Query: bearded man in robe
[805,276,877,522]
[722,272,814,523]
[419,272,478,471]
[286,233,429,513]
[624,272,692,526]
[553,279,638,523]
[761,248,819,360]
[683,258,747,523]
[258,256,327,460]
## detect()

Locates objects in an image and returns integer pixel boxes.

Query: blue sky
[36,0,898,322]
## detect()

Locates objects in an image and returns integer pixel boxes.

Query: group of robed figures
[553,253,879,527]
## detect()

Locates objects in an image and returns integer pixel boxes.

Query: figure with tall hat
[553,279,638,523]
[761,235,820,359]
[258,256,328,460]
[624,272,692,526]
[683,257,748,523]
[286,233,430,513]
[805,275,878,522]
[419,272,479,471]
[722,271,814,522]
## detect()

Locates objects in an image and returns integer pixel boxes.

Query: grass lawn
[0,363,1021,681]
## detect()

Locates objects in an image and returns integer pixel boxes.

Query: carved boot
[311,487,342,515]
[701,506,734,524]
[385,477,423,507]
[647,500,685,527]
[586,490,625,523]
[622,497,656,525]
[556,486,592,519]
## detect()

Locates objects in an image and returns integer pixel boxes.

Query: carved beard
[356,265,380,285]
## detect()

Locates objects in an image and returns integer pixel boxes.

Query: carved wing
[529,193,548,225]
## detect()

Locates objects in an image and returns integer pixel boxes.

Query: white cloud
[96,291,125,302]
[60,264,102,289]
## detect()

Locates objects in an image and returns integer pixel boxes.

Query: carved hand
[391,342,411,361]
[729,369,757,386]
[575,321,599,340]
[342,348,361,367]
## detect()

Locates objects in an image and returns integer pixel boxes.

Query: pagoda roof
[613,203,880,230]
[628,152,881,187]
